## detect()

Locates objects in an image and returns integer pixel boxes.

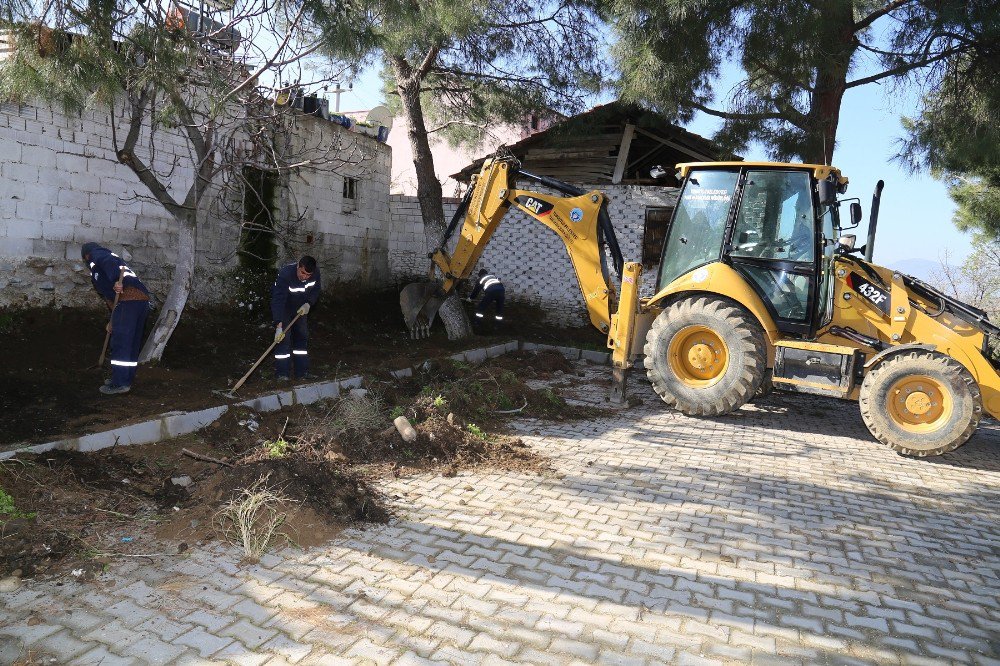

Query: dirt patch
[0,291,606,447]
[0,351,594,578]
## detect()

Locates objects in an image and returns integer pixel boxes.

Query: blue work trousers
[274,315,310,377]
[110,300,148,387]
[475,286,505,321]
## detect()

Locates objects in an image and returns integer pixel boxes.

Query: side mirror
[850,202,862,226]
[817,179,837,206]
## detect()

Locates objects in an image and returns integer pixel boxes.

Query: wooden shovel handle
[97,282,124,367]
[228,311,303,395]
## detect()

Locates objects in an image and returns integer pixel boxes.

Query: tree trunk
[392,57,473,340]
[139,214,197,362]
[804,7,856,164]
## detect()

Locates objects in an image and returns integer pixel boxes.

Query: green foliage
[264,438,290,459]
[897,27,1000,237]
[465,423,487,440]
[308,0,606,144]
[0,312,17,335]
[605,0,992,163]
[389,406,406,420]
[0,486,34,522]
[539,388,564,407]
[431,395,448,409]
[950,174,1000,237]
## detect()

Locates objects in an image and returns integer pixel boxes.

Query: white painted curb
[1,339,616,459]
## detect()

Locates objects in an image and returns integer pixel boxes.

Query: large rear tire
[859,350,982,456]
[644,296,767,416]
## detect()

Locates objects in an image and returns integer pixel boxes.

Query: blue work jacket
[87,246,148,304]
[270,263,322,323]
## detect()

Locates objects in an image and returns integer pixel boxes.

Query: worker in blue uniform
[81,242,150,395]
[271,255,322,381]
[468,269,505,323]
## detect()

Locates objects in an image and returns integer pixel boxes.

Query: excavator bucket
[400,281,447,339]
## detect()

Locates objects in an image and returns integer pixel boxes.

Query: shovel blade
[400,281,446,339]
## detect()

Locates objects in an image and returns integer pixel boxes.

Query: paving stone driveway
[3,364,999,665]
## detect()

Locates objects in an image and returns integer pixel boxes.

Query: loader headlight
[838,234,856,249]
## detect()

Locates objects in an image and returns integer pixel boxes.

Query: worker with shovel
[82,242,150,395]
[271,255,321,381]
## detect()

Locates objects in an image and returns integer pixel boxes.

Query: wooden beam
[612,124,636,184]
[633,126,716,162]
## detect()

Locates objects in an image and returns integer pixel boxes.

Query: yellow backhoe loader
[401,155,1000,456]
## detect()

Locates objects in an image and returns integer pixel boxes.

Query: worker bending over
[81,242,150,395]
[271,255,321,381]
[469,269,505,323]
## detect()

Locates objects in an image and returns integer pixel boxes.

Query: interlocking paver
[2,364,998,664]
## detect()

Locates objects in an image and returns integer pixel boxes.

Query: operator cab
[657,162,848,337]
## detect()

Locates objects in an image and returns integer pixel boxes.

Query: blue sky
[340,58,971,269]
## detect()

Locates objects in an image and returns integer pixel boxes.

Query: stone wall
[0,101,390,308]
[388,185,679,326]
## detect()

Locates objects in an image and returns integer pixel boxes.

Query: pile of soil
[0,351,596,578]
[0,291,605,447]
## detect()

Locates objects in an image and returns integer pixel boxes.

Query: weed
[465,423,487,441]
[431,395,448,409]
[540,388,564,406]
[0,486,35,522]
[214,474,294,562]
[265,438,290,458]
[389,405,406,421]
[0,313,17,335]
[447,359,471,372]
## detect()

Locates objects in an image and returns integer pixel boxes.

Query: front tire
[859,350,982,456]
[644,296,767,416]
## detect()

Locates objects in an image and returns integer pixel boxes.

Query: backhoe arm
[402,156,624,337]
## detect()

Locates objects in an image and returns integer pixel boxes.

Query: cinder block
[55,152,89,174]
[340,375,363,389]
[0,236,32,257]
[41,221,77,242]
[464,348,488,364]
[581,349,611,365]
[52,187,88,210]
[554,345,582,360]
[2,161,39,183]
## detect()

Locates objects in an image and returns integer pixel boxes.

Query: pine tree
[306,0,606,339]
[604,0,992,165]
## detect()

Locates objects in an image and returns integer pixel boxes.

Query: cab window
[657,170,739,290]
[730,171,815,263]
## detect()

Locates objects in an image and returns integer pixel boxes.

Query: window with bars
[342,176,359,212]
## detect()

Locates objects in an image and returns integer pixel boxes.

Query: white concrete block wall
[389,184,679,326]
[281,115,393,287]
[0,101,391,307]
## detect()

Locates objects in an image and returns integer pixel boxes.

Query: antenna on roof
[366,105,394,131]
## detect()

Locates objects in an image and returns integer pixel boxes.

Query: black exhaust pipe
[864,180,884,262]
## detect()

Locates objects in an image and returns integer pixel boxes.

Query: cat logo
[516,195,553,217]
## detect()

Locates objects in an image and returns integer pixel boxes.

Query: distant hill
[888,258,946,282]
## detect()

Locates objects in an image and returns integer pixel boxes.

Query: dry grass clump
[334,390,386,433]
[214,474,295,562]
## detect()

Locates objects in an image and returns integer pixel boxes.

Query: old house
[392,102,735,325]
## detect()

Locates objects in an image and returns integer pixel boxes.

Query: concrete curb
[5,339,612,460]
